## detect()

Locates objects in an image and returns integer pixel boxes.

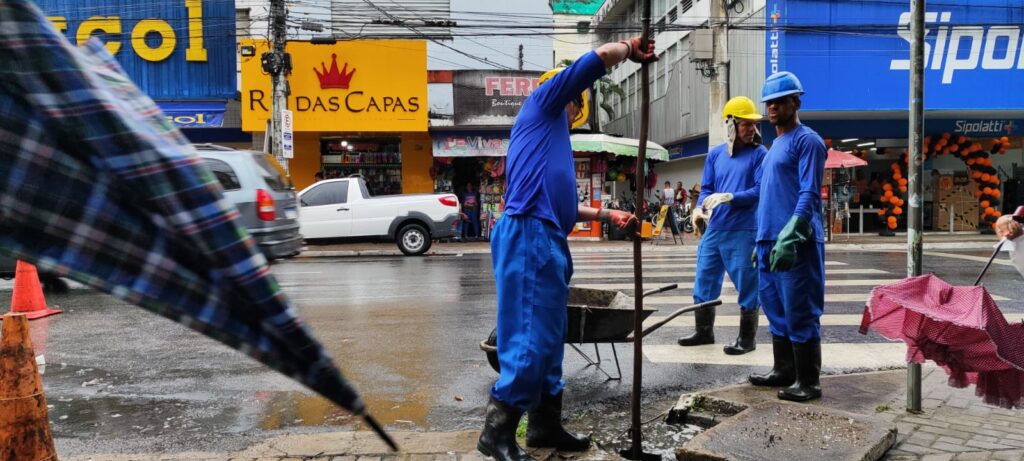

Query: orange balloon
[898,198,906,207]
[884,190,894,198]
[967,158,976,165]
[898,178,908,186]
[950,144,960,152]
[993,177,1001,185]
[1001,136,1009,143]
[983,187,993,195]
[982,174,991,182]
[981,200,991,208]
[893,173,902,181]
[888,221,898,230]
[942,133,951,140]
[893,207,903,215]
[993,190,1001,199]
[972,171,982,179]
[887,216,897,224]
[975,190,983,198]
[878,208,886,216]
[994,211,1002,218]
[883,183,893,191]
[880,195,890,203]
[985,206,995,215]
[1000,148,1007,154]
[899,186,908,193]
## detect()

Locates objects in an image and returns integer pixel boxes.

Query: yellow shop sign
[241,40,427,132]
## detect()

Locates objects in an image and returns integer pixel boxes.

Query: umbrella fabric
[861,274,1024,409]
[0,0,378,429]
[570,133,670,161]
[825,149,868,169]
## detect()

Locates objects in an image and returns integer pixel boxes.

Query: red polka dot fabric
[861,274,1024,409]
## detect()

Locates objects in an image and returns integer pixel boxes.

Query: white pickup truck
[297,177,461,255]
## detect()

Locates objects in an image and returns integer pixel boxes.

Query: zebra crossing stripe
[642,314,867,328]
[574,279,903,291]
[643,343,908,368]
[624,292,1009,304]
[572,261,849,270]
[569,268,890,279]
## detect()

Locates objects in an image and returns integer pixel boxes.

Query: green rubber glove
[770,216,813,272]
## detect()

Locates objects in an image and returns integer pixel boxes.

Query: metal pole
[629,0,652,459]
[859,205,864,234]
[906,0,925,414]
[949,204,955,234]
[269,0,289,172]
[708,0,730,146]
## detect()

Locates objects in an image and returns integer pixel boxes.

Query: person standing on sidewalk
[479,37,656,461]
[677,96,767,355]
[995,206,1024,279]
[661,180,682,239]
[748,72,827,402]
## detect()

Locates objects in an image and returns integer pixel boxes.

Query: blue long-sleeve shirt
[697,143,767,231]
[503,51,606,235]
[755,124,827,243]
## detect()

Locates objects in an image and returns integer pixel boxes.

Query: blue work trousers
[693,229,759,311]
[489,215,572,411]
[461,210,481,238]
[755,240,825,343]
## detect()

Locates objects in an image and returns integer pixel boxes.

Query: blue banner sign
[36,0,236,100]
[766,0,1024,111]
[158,102,226,128]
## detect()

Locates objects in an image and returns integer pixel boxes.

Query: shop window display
[320,138,402,196]
[433,157,506,240]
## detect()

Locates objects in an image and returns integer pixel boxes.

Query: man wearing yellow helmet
[478,37,656,461]
[679,96,767,358]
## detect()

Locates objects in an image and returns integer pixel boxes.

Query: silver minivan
[195,144,303,260]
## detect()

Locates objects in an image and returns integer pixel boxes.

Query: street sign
[282,109,294,159]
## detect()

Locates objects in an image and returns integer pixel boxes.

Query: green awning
[570,133,670,162]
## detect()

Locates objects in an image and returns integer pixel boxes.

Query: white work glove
[702,192,734,211]
[692,206,709,237]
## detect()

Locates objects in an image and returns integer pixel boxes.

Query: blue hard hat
[761,71,804,102]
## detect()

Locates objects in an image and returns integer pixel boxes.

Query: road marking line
[569,268,890,279]
[575,279,902,291]
[643,314,867,328]
[572,261,848,270]
[924,251,1011,266]
[644,342,908,368]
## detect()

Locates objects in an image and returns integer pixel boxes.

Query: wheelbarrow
[479,284,722,380]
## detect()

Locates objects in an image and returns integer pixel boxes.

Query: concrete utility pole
[518,44,524,70]
[906,0,925,413]
[267,0,290,171]
[707,0,730,146]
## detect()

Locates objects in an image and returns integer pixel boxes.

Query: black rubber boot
[779,338,822,402]
[748,334,796,387]
[723,308,759,355]
[525,391,591,451]
[677,306,715,346]
[478,396,535,461]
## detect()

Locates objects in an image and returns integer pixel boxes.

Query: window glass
[253,153,293,191]
[202,159,241,190]
[301,181,348,206]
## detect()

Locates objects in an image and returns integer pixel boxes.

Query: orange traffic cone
[0,313,58,460]
[10,261,61,320]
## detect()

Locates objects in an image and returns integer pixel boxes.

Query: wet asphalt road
[2,248,1021,456]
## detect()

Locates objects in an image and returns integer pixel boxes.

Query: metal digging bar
[623,0,655,458]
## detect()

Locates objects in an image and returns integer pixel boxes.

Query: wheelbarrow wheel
[485,328,500,373]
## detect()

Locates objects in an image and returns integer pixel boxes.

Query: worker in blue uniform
[478,37,657,461]
[678,96,767,356]
[748,71,827,402]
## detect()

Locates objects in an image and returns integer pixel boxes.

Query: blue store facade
[767,0,1024,232]
[36,0,247,145]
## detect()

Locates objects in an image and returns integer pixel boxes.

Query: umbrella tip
[362,414,399,452]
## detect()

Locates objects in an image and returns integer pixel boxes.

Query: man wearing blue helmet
[748,71,827,402]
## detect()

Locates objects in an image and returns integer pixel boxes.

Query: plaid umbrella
[0,0,395,448]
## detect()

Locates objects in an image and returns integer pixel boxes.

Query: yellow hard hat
[722,96,763,121]
[538,67,589,129]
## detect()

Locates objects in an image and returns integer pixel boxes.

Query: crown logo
[314,54,356,90]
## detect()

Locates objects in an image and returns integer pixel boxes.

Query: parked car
[194,144,303,260]
[298,177,460,255]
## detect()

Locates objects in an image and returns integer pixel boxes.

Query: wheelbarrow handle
[634,299,723,339]
[641,283,678,298]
